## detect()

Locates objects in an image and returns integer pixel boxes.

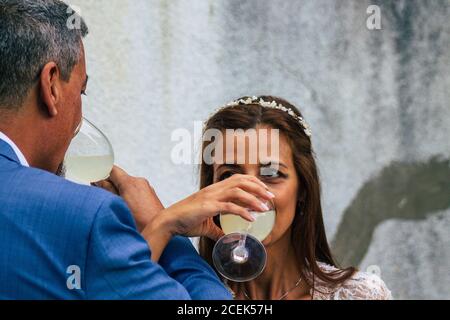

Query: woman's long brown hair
[199,96,356,294]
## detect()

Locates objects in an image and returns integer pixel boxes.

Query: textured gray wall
[72,0,450,299]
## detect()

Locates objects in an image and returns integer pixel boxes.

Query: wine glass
[212,198,276,282]
[64,117,114,185]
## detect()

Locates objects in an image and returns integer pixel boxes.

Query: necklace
[242,277,303,301]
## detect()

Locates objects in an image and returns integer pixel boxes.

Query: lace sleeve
[330,271,393,300]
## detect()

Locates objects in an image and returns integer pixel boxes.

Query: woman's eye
[218,171,235,181]
[260,168,281,179]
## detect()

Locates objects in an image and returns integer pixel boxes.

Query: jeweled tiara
[211,96,312,137]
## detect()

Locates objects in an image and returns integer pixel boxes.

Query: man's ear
[39,62,62,117]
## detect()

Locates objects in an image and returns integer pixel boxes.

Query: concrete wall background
[72,0,450,299]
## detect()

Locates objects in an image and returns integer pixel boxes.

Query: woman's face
[212,125,299,247]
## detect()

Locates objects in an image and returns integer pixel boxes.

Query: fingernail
[267,191,275,199]
[249,215,256,222]
[260,202,270,211]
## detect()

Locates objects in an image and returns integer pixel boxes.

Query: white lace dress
[227,262,393,300]
[310,262,393,300]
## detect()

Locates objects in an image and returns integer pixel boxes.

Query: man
[0,0,270,299]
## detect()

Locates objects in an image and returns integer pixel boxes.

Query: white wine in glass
[64,117,114,185]
[220,209,276,242]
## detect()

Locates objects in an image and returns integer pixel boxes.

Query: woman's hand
[153,174,275,241]
[94,168,274,261]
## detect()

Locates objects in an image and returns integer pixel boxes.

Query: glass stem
[232,221,251,264]
[238,232,248,250]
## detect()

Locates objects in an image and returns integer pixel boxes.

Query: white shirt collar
[0,131,30,167]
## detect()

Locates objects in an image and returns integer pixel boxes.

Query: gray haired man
[0,0,252,300]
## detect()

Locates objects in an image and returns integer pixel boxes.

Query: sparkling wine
[65,155,114,185]
[220,209,276,242]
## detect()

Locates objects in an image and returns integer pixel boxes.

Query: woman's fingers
[216,201,255,222]
[203,218,225,241]
[234,174,269,191]
[213,174,274,202]
[215,174,267,191]
[233,180,275,202]
[221,187,270,213]
[160,174,274,238]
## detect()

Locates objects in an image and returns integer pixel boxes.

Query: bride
[96,95,392,300]
[197,96,392,300]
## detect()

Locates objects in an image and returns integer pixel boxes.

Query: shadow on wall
[332,156,450,267]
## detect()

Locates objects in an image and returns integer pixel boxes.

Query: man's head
[0,0,88,172]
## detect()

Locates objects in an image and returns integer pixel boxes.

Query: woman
[198,96,392,300]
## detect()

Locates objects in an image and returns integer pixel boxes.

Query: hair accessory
[212,96,312,137]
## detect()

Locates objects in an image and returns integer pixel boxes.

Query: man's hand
[94,166,170,262]
[94,166,164,232]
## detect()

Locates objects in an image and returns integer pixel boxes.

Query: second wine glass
[64,117,115,185]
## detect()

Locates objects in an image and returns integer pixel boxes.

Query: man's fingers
[92,180,119,195]
[108,165,129,191]
[109,165,128,181]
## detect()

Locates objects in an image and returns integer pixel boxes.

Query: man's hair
[0,0,88,109]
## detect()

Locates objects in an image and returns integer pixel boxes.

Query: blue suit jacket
[0,139,230,300]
